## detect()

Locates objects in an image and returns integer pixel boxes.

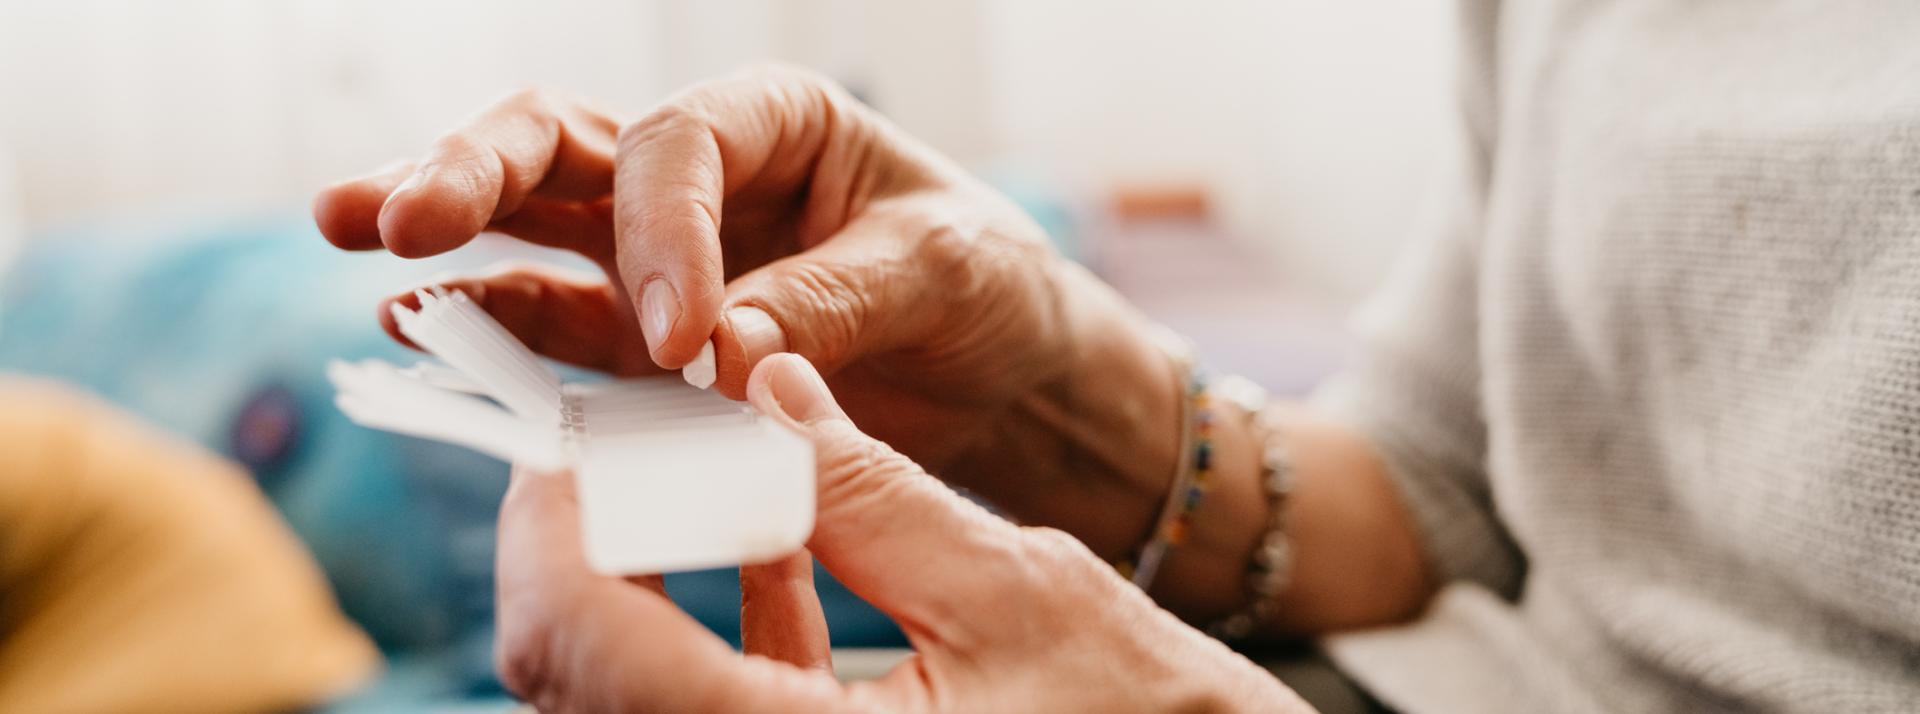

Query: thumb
[747,353,1023,639]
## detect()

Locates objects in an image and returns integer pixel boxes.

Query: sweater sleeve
[1310,0,1524,598]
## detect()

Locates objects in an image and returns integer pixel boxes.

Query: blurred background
[0,1,1448,711]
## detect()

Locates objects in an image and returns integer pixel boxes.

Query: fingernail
[683,340,717,389]
[378,168,431,229]
[639,279,681,356]
[766,354,845,424]
[726,306,788,364]
[385,167,429,206]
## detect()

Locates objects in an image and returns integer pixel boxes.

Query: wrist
[1171,402,1438,636]
[985,260,1187,559]
[1144,392,1274,620]
[1046,261,1187,494]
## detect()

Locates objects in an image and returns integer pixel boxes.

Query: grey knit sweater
[1311,1,1920,711]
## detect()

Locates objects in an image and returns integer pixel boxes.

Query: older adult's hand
[316,65,1438,647]
[492,353,1308,713]
[314,66,1187,563]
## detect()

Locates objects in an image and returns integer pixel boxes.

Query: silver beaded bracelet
[1207,378,1295,640]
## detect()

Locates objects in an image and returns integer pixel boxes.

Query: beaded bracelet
[1207,399,1295,640]
[1120,366,1215,590]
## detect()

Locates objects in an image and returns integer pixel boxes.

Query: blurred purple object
[229,382,303,483]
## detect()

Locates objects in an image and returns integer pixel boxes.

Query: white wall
[0,0,664,226]
[0,139,19,270]
[0,0,1448,302]
[977,1,1450,300]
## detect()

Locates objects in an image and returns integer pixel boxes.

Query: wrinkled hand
[315,66,1182,556]
[315,65,1065,463]
[493,354,1306,713]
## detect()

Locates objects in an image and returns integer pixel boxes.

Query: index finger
[610,65,854,369]
[315,89,619,257]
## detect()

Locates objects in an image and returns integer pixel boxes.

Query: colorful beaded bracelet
[1121,364,1213,590]
[1113,351,1296,636]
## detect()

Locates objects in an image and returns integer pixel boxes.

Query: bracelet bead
[1207,392,1295,640]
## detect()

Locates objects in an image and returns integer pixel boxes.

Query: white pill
[683,340,717,389]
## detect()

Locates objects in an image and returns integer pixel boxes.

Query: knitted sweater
[1313,1,1920,711]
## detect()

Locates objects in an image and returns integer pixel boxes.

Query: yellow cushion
[0,377,377,713]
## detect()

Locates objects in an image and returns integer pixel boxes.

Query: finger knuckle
[746,64,858,129]
[1021,525,1096,563]
[631,187,721,233]
[815,425,920,496]
[905,214,1062,342]
[912,221,995,299]
[502,86,553,112]
[731,62,832,91]
[1017,525,1107,583]
[426,134,504,188]
[774,261,872,366]
[430,131,484,161]
[819,424,910,481]
[618,100,713,151]
[910,209,1045,284]
[621,65,856,164]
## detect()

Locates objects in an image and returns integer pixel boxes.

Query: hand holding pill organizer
[327,286,814,575]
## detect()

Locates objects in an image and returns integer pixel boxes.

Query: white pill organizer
[326,287,814,575]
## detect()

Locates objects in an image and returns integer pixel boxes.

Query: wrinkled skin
[488,355,1306,713]
[317,66,1310,711]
